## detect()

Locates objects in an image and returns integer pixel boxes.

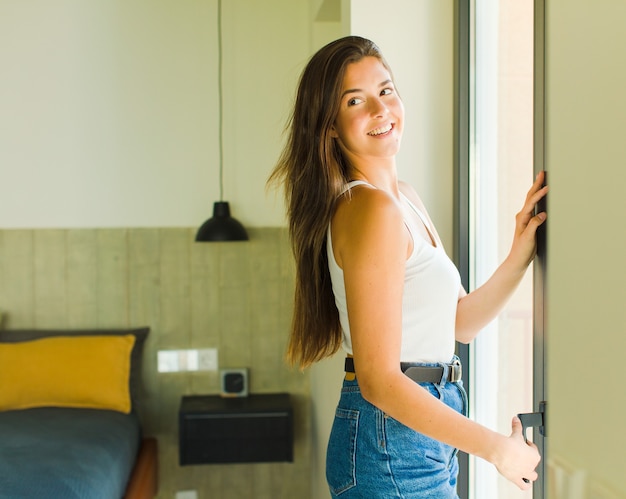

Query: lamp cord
[217,0,224,201]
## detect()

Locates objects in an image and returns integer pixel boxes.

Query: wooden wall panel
[66,230,98,327]
[0,231,35,326]
[95,229,129,327]
[0,227,310,498]
[33,230,66,327]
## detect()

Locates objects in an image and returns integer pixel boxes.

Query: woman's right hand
[493,416,541,490]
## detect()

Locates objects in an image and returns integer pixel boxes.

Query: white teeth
[368,124,393,136]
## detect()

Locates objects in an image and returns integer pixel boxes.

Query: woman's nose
[369,97,388,117]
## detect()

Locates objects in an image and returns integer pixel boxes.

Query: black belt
[344,357,462,384]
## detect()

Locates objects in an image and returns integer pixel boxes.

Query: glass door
[468,0,544,497]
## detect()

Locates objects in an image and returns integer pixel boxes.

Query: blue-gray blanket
[0,407,140,499]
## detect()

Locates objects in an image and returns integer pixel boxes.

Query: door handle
[518,400,547,442]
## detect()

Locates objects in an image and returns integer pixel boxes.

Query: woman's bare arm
[332,186,540,490]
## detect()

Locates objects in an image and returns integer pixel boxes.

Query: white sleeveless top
[327,181,461,363]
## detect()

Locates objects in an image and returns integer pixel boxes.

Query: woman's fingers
[509,417,541,490]
[524,186,549,218]
[516,172,548,232]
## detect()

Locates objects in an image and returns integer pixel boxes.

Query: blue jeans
[326,362,468,498]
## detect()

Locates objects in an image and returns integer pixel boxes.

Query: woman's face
[330,56,404,167]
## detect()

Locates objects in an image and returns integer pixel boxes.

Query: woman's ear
[329,125,339,138]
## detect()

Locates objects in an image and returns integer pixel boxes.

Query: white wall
[310,2,455,498]
[545,1,626,495]
[1,2,456,496]
[307,5,345,498]
[307,2,626,498]
[346,0,455,250]
[0,0,308,228]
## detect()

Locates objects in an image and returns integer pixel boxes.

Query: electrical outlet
[198,348,218,371]
[186,349,199,370]
[175,491,197,499]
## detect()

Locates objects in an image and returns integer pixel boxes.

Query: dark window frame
[453,1,471,498]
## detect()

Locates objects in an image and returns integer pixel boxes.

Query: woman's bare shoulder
[336,184,402,226]
[331,184,407,267]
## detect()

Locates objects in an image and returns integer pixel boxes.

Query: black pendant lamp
[196,201,248,242]
[195,0,248,242]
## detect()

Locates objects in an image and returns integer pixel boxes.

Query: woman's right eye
[347,97,363,106]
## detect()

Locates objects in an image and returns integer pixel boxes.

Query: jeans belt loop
[440,362,450,385]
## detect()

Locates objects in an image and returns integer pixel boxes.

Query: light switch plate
[158,349,218,372]
[157,350,179,372]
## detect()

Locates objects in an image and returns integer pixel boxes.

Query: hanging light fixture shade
[195,0,248,242]
[195,201,248,241]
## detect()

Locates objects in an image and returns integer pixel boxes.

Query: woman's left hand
[507,171,548,272]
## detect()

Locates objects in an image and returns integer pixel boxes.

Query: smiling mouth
[367,123,393,136]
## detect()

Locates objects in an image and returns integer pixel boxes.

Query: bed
[0,327,158,499]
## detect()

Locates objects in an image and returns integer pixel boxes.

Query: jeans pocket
[326,407,359,496]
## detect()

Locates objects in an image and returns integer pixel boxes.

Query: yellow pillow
[0,334,135,414]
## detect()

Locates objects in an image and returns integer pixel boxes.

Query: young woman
[269,36,545,498]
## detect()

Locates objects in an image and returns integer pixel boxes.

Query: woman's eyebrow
[341,79,393,99]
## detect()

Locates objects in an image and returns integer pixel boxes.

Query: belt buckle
[450,358,462,382]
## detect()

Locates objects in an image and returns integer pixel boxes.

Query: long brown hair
[269,36,391,369]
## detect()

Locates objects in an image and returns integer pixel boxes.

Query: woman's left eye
[381,88,393,96]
